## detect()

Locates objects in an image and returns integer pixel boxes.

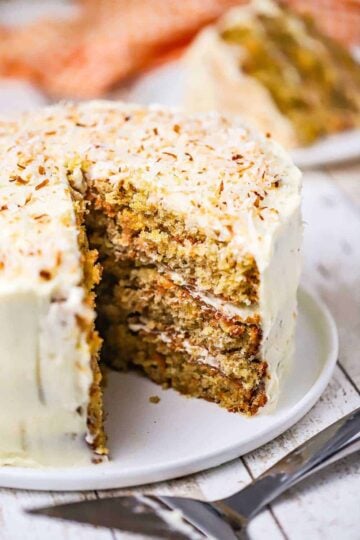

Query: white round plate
[115,60,360,169]
[0,288,337,491]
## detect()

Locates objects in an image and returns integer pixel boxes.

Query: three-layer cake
[0,101,302,466]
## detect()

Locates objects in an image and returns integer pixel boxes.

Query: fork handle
[219,406,360,521]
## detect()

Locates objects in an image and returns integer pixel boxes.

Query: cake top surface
[0,100,301,289]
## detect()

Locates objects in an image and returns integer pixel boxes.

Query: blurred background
[0,0,358,155]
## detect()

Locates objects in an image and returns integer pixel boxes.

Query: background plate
[0,288,338,491]
[116,60,360,169]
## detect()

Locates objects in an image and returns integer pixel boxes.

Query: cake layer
[88,183,259,305]
[104,319,267,390]
[96,265,261,360]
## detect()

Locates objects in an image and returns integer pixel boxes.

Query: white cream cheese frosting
[0,133,96,467]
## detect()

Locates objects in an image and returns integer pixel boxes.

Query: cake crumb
[149,395,161,404]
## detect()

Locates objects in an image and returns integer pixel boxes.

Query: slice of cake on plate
[184,0,360,148]
[0,101,302,466]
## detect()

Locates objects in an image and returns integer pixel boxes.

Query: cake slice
[0,101,301,466]
[0,120,106,467]
[184,0,360,147]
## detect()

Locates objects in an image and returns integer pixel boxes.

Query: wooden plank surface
[0,164,359,539]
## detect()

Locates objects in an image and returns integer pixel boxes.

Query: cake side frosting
[0,129,104,466]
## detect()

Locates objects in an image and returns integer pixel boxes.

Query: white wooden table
[0,152,359,539]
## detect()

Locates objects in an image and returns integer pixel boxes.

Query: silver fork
[28,406,360,539]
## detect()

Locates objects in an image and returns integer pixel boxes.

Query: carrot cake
[184,0,360,147]
[0,100,302,467]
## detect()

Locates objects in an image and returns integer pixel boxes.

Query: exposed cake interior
[86,198,300,415]
[64,101,301,416]
[90,249,267,414]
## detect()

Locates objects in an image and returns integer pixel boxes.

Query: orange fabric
[0,0,358,99]
[0,0,241,98]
